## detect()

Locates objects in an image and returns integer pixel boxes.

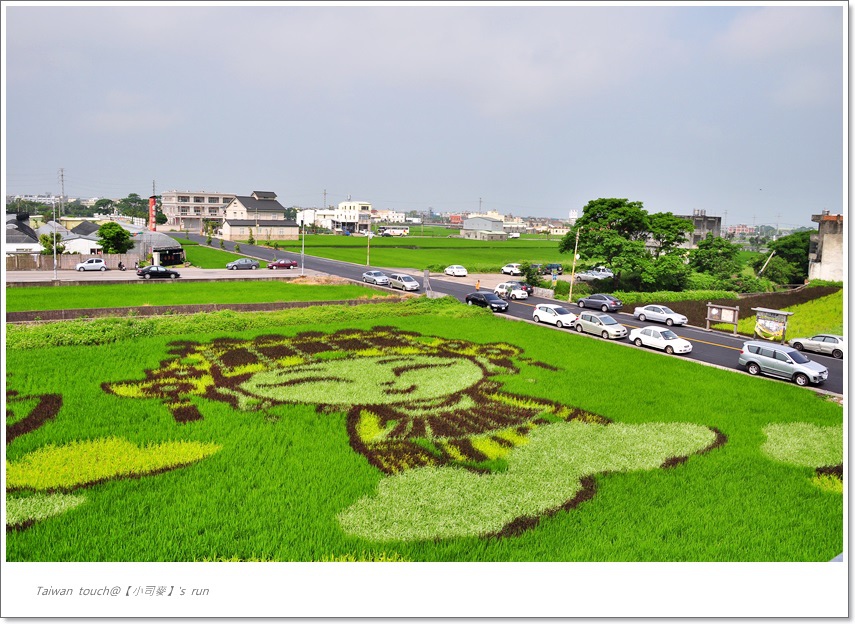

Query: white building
[808,212,843,282]
[219,191,299,242]
[373,209,406,223]
[160,190,236,232]
[297,200,373,234]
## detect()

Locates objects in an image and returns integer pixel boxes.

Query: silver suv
[388,273,420,291]
[737,340,828,387]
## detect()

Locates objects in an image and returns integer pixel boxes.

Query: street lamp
[52,202,57,280]
[300,213,306,277]
[568,227,581,303]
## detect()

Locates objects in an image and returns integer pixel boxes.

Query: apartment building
[160,190,235,232]
[297,200,373,233]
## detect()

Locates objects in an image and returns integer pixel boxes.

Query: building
[297,200,373,234]
[5,214,43,253]
[461,216,508,241]
[726,224,757,236]
[808,211,844,282]
[160,190,236,232]
[674,209,722,247]
[219,191,299,242]
[372,209,406,224]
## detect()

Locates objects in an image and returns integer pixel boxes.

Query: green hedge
[610,290,739,308]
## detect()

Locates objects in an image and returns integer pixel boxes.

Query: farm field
[5,298,842,562]
[5,280,393,312]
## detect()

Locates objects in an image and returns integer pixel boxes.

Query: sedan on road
[633,304,688,327]
[137,265,181,280]
[362,270,390,285]
[494,282,528,299]
[268,259,298,270]
[465,292,509,313]
[629,326,692,355]
[532,304,577,328]
[787,334,845,359]
[445,265,469,277]
[576,293,623,312]
[574,312,628,340]
[226,258,260,270]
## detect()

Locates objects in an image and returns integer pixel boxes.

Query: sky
[2,1,847,230]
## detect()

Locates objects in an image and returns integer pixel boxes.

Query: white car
[362,270,389,285]
[501,263,523,276]
[444,265,468,277]
[494,282,528,299]
[75,258,107,272]
[532,304,577,328]
[629,326,693,355]
[633,304,688,327]
[389,273,420,291]
[787,334,845,359]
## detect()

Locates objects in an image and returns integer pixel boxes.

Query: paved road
[8,233,844,396]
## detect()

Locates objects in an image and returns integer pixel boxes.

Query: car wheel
[467,300,473,305]
[575,324,583,332]
[251,265,257,270]
[100,266,106,271]
[665,346,674,355]
[601,305,609,312]
[747,362,761,376]
[77,267,84,271]
[229,266,235,270]
[556,320,564,328]
[794,373,809,387]
[833,349,843,359]
[792,342,803,351]
[272,266,278,270]
[533,315,541,323]
[578,301,585,308]
[171,274,178,279]
[638,314,646,322]
[666,318,674,326]
[601,331,610,339]
[634,338,643,347]
[144,274,151,280]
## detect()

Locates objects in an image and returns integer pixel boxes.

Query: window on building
[194,197,205,203]
[194,208,201,214]
[222,197,233,204]
[208,208,219,216]
[208,197,219,203]
[177,196,189,202]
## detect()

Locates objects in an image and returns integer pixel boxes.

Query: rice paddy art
[102,326,726,540]
[762,423,843,493]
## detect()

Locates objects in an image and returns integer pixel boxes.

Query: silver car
[362,270,390,285]
[574,312,628,340]
[787,334,844,360]
[75,258,107,272]
[632,304,688,327]
[389,273,420,291]
[226,258,259,270]
[738,340,828,387]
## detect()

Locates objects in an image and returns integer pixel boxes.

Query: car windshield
[660,307,675,314]
[600,316,617,325]
[789,350,811,364]
[661,330,679,340]
[401,276,415,282]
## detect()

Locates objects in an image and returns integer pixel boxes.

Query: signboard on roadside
[752,307,794,342]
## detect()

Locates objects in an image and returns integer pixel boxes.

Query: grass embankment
[5,298,842,562]
[5,280,392,312]
[713,289,844,337]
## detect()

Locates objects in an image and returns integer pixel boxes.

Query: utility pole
[58,168,65,216]
[323,189,327,209]
[568,227,581,303]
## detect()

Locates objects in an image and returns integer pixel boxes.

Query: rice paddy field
[5,297,842,563]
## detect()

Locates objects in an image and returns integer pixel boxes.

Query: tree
[640,252,691,291]
[754,254,797,285]
[766,230,811,282]
[518,261,545,289]
[38,233,66,255]
[559,198,651,285]
[648,212,694,259]
[97,222,134,254]
[689,234,741,278]
[247,229,255,245]
[93,198,115,213]
[114,193,150,222]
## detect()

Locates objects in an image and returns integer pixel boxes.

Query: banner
[149,196,157,231]
[754,309,788,341]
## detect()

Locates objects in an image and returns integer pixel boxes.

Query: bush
[553,280,570,298]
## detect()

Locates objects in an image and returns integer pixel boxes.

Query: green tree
[648,212,694,259]
[518,261,545,289]
[640,252,691,291]
[754,254,797,285]
[93,198,115,214]
[219,239,225,249]
[114,194,150,222]
[38,233,66,255]
[234,243,241,253]
[247,230,255,245]
[96,222,134,254]
[689,234,741,278]
[766,230,811,282]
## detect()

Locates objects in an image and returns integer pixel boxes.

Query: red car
[267,259,298,270]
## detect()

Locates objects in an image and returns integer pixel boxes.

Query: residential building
[160,190,235,232]
[808,211,844,282]
[5,214,43,253]
[461,216,508,241]
[297,200,373,234]
[219,191,299,242]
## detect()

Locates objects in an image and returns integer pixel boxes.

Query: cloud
[78,91,182,134]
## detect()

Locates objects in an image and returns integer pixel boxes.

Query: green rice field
[5,298,842,561]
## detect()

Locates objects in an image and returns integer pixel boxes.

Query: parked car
[574,312,628,340]
[389,273,420,291]
[226,258,260,270]
[501,263,523,276]
[75,258,107,272]
[632,304,688,327]
[136,265,180,280]
[787,334,845,359]
[576,293,623,312]
[629,326,692,355]
[738,340,829,387]
[506,280,535,295]
[494,282,529,299]
[575,266,614,282]
[267,259,298,270]
[532,304,577,328]
[540,263,564,275]
[465,292,509,313]
[362,270,390,286]
[444,265,468,277]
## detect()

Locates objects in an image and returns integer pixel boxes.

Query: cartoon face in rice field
[103,326,725,541]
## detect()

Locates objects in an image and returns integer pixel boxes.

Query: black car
[576,293,622,312]
[137,265,180,280]
[541,263,564,275]
[465,292,509,313]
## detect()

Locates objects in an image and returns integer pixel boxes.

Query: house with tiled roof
[220,191,299,242]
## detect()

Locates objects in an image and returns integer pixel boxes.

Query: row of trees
[558,198,811,293]
[7,193,167,226]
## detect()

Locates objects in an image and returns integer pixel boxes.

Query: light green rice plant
[7,493,86,527]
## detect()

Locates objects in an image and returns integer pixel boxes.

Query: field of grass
[5,281,393,312]
[714,289,844,337]
[6,298,842,562]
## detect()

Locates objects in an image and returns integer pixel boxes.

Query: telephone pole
[58,168,66,216]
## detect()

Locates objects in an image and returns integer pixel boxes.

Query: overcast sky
[3,1,846,229]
